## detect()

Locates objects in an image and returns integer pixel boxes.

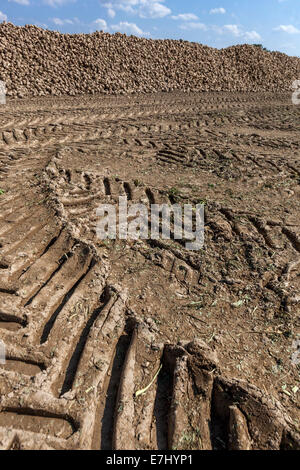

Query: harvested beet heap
[0,22,299,98]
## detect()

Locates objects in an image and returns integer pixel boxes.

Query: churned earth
[0,91,299,450]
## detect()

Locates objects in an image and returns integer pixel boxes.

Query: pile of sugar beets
[0,22,299,98]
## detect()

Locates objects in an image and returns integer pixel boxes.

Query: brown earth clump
[0,22,299,98]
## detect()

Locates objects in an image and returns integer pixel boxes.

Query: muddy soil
[0,92,299,450]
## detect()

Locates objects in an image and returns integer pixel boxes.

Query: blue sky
[1,0,300,56]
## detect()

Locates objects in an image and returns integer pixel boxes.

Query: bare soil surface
[0,91,299,450]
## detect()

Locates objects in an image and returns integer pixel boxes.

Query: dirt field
[0,91,299,450]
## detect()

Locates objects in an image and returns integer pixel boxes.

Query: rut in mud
[0,92,299,450]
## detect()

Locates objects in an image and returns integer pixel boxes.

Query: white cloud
[223,24,241,36]
[212,24,261,42]
[8,0,30,5]
[210,7,226,14]
[52,17,64,25]
[44,0,76,6]
[52,17,75,25]
[244,30,261,40]
[93,18,108,30]
[177,22,261,41]
[180,22,208,31]
[171,13,198,21]
[274,24,300,34]
[103,1,133,15]
[111,21,149,36]
[101,1,171,19]
[107,8,116,18]
[0,11,7,22]
[139,1,171,18]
